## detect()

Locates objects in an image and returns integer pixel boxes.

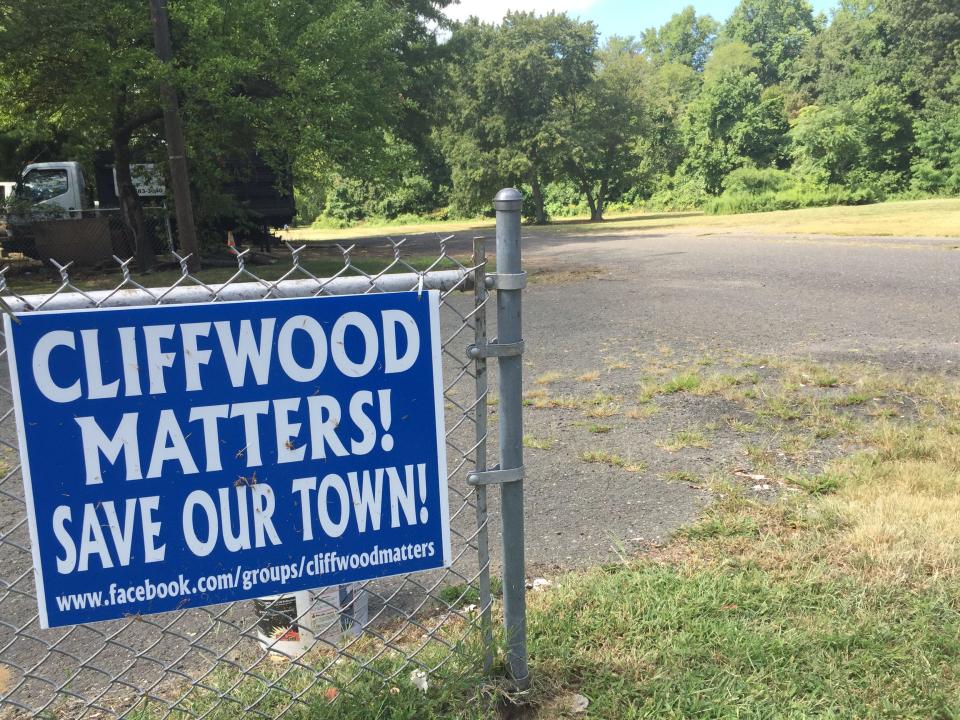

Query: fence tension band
[467,464,525,487]
[484,271,527,291]
[467,339,524,359]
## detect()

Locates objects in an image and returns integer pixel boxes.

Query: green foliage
[722,0,820,85]
[0,0,956,231]
[721,166,794,195]
[0,0,448,244]
[706,165,885,214]
[303,134,446,225]
[789,104,864,185]
[543,181,589,218]
[880,0,960,102]
[910,100,960,195]
[648,174,709,211]
[441,12,597,223]
[641,6,719,72]
[854,86,914,183]
[557,37,649,220]
[702,40,759,83]
[796,1,895,107]
[705,183,881,215]
[680,59,789,194]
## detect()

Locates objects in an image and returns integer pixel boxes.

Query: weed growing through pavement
[657,428,712,452]
[524,436,555,450]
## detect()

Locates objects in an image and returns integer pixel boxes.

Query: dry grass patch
[578,450,645,472]
[831,456,960,581]
[604,358,630,370]
[693,371,760,396]
[726,417,757,434]
[535,371,565,386]
[627,405,660,420]
[801,422,960,584]
[638,370,702,402]
[583,392,622,418]
[575,370,600,382]
[523,389,580,410]
[661,371,702,394]
[527,266,605,285]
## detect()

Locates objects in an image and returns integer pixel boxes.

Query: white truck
[0,161,170,262]
[11,161,91,214]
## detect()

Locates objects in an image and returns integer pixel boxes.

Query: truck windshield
[20,169,69,203]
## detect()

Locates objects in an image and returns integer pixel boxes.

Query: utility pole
[149,0,201,271]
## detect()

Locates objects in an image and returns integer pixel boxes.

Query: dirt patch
[527,266,606,285]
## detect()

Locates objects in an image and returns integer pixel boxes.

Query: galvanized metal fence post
[493,188,529,687]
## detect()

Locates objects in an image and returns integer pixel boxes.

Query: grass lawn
[282,197,960,243]
[130,357,960,719]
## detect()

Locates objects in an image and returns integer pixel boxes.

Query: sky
[444,0,839,36]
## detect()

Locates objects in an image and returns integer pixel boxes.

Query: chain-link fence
[0,191,529,718]
[1,207,173,266]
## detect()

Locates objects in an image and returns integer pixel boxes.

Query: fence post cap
[493,188,523,211]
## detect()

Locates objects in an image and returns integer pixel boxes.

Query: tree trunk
[150,0,201,271]
[112,130,154,272]
[530,173,547,225]
[580,178,602,222]
[594,178,608,222]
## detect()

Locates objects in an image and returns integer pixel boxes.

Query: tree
[680,47,789,193]
[641,6,718,72]
[442,12,597,223]
[723,0,820,86]
[788,104,864,184]
[0,0,443,250]
[790,0,903,112]
[881,0,960,102]
[703,40,760,83]
[910,99,960,194]
[171,0,409,234]
[559,38,647,220]
[854,85,914,186]
[0,0,163,267]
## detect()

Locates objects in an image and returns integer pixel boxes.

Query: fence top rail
[0,269,472,313]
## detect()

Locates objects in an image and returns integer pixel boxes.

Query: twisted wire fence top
[0,238,471,311]
[0,238,495,719]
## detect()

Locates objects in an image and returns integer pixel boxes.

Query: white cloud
[443,0,599,24]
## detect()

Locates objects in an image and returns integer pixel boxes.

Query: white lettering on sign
[31,310,419,403]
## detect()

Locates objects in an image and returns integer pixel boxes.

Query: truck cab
[17,161,90,215]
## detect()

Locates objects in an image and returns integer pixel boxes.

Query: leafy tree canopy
[641,6,719,72]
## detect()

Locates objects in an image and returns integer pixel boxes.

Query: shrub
[648,173,709,211]
[543,181,589,218]
[910,100,960,196]
[704,182,882,215]
[721,167,795,195]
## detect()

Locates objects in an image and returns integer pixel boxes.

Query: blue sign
[5,291,450,628]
